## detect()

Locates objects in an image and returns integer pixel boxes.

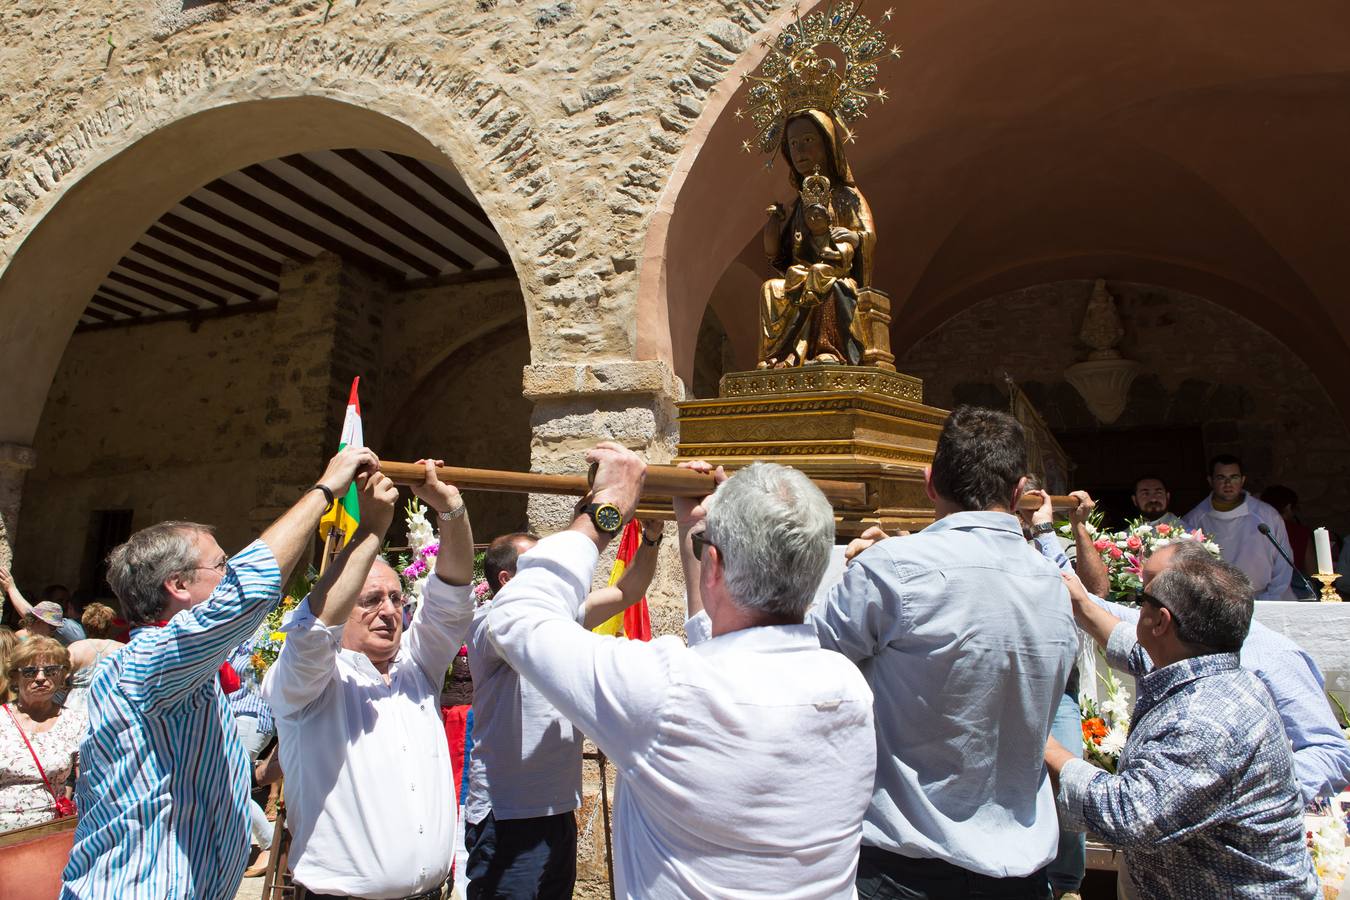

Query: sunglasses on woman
[16,665,66,680]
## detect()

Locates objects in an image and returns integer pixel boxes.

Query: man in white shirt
[1183,454,1294,600]
[263,460,475,900]
[464,524,661,899]
[486,443,876,899]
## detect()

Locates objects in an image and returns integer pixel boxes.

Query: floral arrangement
[397,497,492,604]
[398,499,440,604]
[248,566,317,683]
[1080,664,1131,773]
[1307,794,1350,897]
[1058,514,1222,597]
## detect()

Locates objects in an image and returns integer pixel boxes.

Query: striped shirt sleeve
[122,540,282,716]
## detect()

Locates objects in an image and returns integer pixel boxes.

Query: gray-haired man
[486,442,876,899]
[1048,553,1317,898]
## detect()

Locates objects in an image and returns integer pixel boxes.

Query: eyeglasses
[690,531,723,565]
[357,591,407,611]
[194,558,228,575]
[16,665,66,680]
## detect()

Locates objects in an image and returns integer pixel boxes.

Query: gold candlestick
[1313,573,1343,602]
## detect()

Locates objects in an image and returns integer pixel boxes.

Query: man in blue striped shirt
[62,446,379,900]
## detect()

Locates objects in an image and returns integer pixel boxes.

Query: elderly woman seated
[0,636,87,832]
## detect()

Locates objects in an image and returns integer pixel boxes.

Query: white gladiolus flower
[1098,727,1127,757]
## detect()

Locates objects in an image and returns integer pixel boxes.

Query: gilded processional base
[675,366,950,535]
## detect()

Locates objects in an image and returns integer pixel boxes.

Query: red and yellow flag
[592,520,652,641]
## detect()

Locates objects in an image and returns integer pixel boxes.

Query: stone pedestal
[676,366,948,534]
[0,443,37,571]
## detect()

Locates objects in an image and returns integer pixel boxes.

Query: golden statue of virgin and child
[740,4,899,371]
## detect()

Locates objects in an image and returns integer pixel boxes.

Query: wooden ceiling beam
[337,149,511,266]
[133,249,259,300]
[386,154,494,229]
[118,258,229,307]
[106,271,200,311]
[74,298,278,334]
[153,218,282,281]
[202,179,405,281]
[181,195,314,261]
[141,226,278,294]
[278,154,473,271]
[239,165,439,277]
[91,295,145,319]
[99,286,165,313]
[81,306,114,324]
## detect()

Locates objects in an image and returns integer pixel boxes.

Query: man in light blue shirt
[812,406,1077,899]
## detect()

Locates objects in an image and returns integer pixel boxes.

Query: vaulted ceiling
[661,0,1350,420]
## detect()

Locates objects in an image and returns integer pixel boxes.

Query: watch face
[593,503,624,534]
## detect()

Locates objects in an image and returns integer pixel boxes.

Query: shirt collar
[694,622,820,655]
[924,509,1024,536]
[1135,651,1241,722]
[1202,495,1250,520]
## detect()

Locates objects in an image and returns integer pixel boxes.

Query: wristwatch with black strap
[581,501,624,536]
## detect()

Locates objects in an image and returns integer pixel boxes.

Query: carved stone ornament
[1064,357,1142,424]
[1064,279,1139,424]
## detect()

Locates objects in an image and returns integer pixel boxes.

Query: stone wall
[12,259,534,596]
[897,279,1350,533]
[14,310,277,597]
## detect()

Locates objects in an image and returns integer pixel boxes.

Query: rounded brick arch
[0,38,557,447]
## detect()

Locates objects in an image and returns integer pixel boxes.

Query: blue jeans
[465,810,576,900]
[1045,691,1085,892]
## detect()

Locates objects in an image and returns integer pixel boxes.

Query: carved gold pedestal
[676,366,949,535]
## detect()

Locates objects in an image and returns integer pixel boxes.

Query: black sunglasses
[690,531,723,565]
[1136,591,1186,635]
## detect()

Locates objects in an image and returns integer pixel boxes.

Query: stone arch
[381,314,534,542]
[0,37,558,448]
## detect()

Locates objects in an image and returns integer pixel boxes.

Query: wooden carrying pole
[380,461,1080,513]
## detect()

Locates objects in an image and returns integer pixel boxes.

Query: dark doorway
[82,509,134,605]
[1054,427,1207,529]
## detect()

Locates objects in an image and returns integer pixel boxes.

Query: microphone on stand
[1257,523,1319,598]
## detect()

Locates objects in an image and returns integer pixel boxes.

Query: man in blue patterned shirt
[1046,551,1318,898]
[62,446,379,900]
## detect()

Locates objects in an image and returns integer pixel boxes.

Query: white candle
[1314,527,1334,575]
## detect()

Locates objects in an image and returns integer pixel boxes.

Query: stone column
[250,254,385,535]
[0,442,37,571]
[521,359,686,896]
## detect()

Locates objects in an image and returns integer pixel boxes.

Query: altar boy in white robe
[1183,454,1294,600]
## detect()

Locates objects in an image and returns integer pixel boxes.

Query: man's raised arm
[405,459,476,686]
[264,469,398,716]
[580,519,664,630]
[486,443,673,768]
[134,447,379,713]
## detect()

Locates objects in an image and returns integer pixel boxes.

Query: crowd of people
[0,407,1347,900]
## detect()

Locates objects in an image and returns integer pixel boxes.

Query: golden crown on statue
[738,2,902,158]
[799,171,833,208]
